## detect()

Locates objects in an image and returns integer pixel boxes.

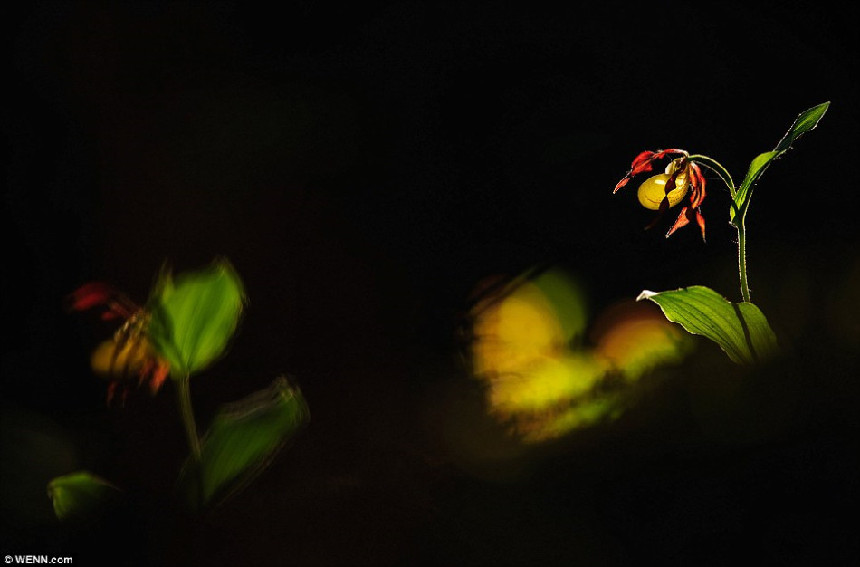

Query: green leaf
[147,258,246,375]
[732,150,779,223]
[731,101,829,225]
[180,377,309,509]
[774,101,831,153]
[637,285,778,365]
[47,471,120,521]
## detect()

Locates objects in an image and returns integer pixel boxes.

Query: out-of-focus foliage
[179,377,309,509]
[57,259,309,517]
[147,259,246,376]
[470,268,691,442]
[638,286,778,365]
[2,410,79,526]
[472,271,586,380]
[46,471,120,521]
[592,301,691,381]
[827,257,860,349]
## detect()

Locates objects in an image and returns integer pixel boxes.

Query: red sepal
[666,206,706,242]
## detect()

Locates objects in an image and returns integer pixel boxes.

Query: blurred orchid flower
[68,283,170,405]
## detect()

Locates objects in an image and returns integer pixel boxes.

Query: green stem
[177,373,202,461]
[737,219,751,303]
[688,154,736,198]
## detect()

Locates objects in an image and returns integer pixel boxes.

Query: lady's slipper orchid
[68,283,170,405]
[614,149,707,240]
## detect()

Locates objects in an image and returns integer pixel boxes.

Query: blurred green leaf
[47,471,120,521]
[731,101,829,225]
[532,269,588,344]
[148,258,245,375]
[637,285,778,365]
[180,377,309,508]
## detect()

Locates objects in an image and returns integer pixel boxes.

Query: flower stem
[737,219,751,303]
[177,373,201,461]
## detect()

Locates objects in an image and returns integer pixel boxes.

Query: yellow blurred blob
[483,353,610,442]
[473,282,567,378]
[470,269,691,443]
[486,355,598,412]
[592,301,691,382]
[90,337,152,380]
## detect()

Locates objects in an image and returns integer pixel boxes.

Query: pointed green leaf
[180,377,309,508]
[774,101,831,153]
[47,471,120,521]
[147,259,246,375]
[637,285,778,365]
[731,102,829,224]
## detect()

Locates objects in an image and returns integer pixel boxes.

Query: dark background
[3,1,858,565]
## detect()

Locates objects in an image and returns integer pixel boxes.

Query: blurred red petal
[138,359,155,387]
[68,283,115,311]
[107,301,137,319]
[106,381,120,407]
[149,362,170,394]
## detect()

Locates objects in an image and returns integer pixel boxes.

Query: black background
[3,1,859,565]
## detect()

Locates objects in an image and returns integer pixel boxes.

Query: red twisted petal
[695,207,706,241]
[615,151,657,193]
[689,163,707,207]
[614,149,689,194]
[614,176,634,192]
[665,206,706,242]
[652,148,687,161]
[645,196,671,231]
[664,170,679,195]
[630,150,658,170]
[666,206,692,237]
